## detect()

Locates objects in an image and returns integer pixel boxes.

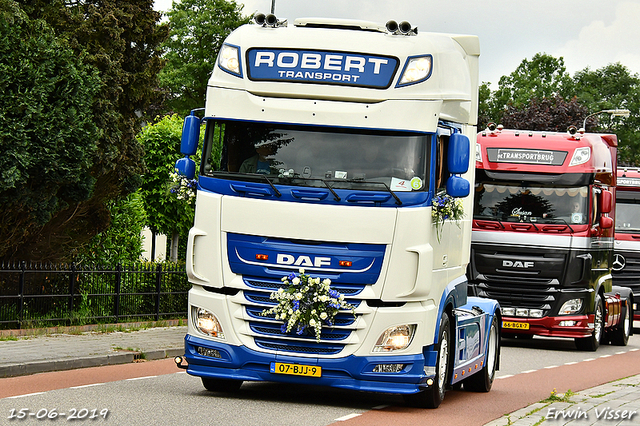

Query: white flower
[309,319,316,327]
[295,292,302,300]
[320,312,328,320]
[292,277,300,285]
[299,268,305,274]
[311,309,316,315]
[322,278,331,285]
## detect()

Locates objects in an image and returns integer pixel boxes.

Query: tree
[75,192,148,265]
[500,95,590,132]
[487,53,573,125]
[137,115,198,262]
[572,64,640,166]
[159,0,250,115]
[5,0,169,262]
[0,0,100,260]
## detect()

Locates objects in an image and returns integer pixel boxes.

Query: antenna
[271,0,275,14]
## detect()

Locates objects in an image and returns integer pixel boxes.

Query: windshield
[615,199,640,232]
[202,120,430,191]
[474,182,589,224]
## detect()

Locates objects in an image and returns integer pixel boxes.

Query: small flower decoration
[432,192,464,242]
[261,269,355,342]
[169,169,197,202]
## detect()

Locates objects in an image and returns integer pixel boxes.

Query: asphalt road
[1,331,639,425]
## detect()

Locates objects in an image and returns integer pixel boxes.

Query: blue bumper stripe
[184,334,429,394]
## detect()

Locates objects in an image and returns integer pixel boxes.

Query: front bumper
[182,334,432,394]
[501,314,595,339]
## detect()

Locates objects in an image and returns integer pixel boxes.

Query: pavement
[0,323,186,378]
[1,324,639,425]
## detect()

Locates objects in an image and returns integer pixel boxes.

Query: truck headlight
[373,324,416,352]
[218,44,242,77]
[397,55,432,87]
[559,298,583,315]
[194,307,225,339]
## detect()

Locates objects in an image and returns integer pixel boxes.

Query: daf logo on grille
[277,254,331,268]
[502,260,534,268]
[612,254,626,271]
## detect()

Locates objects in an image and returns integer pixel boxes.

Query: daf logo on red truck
[277,253,332,268]
[502,260,535,269]
[247,48,399,88]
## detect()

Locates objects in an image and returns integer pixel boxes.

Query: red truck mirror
[600,189,613,213]
[600,215,613,229]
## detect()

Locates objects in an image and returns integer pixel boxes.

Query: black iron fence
[0,261,190,329]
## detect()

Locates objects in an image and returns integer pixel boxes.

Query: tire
[201,377,243,392]
[575,293,604,351]
[464,315,499,392]
[404,312,451,409]
[610,302,632,346]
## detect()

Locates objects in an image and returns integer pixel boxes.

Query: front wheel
[201,377,243,392]
[575,294,604,351]
[404,312,451,409]
[464,315,499,392]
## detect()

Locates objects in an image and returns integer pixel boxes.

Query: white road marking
[335,413,362,421]
[126,376,157,381]
[70,383,105,389]
[7,392,45,399]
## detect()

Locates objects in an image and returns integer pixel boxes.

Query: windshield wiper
[554,218,575,233]
[336,179,402,205]
[281,177,341,201]
[211,171,281,197]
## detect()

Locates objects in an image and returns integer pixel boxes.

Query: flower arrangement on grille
[169,169,197,202]
[261,269,355,342]
[432,192,465,242]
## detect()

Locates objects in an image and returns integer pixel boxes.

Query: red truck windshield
[473,181,589,225]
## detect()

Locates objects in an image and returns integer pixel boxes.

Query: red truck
[468,124,634,350]
[613,167,640,323]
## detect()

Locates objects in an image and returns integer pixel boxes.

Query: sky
[153,0,640,88]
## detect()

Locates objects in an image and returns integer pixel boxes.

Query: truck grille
[612,251,640,294]
[240,276,364,355]
[475,277,556,309]
[226,233,385,357]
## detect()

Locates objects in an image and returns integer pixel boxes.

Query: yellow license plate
[271,362,321,377]
[503,321,530,330]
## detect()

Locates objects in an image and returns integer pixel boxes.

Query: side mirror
[175,157,196,180]
[448,133,470,174]
[446,175,470,198]
[181,113,201,156]
[600,189,613,213]
[600,215,613,229]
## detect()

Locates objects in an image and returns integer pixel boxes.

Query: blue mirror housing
[175,157,196,180]
[448,133,470,174]
[446,175,470,198]
[181,113,201,156]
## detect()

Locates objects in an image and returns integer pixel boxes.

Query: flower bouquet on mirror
[169,169,197,202]
[431,192,464,242]
[262,269,355,342]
